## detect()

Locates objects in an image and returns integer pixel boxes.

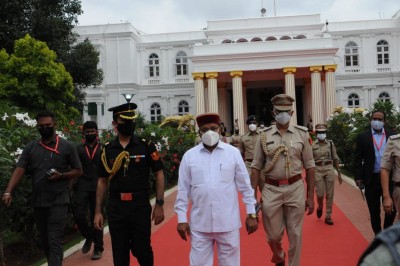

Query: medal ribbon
[372,131,385,152]
[39,135,60,155]
[85,143,99,160]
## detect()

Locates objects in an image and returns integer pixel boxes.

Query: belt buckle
[321,161,326,166]
[120,193,133,201]
[278,179,290,187]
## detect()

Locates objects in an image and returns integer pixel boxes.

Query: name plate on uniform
[120,193,133,201]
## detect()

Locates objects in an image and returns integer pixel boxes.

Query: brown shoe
[325,218,334,225]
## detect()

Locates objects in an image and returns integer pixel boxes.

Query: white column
[283,67,297,125]
[230,71,245,135]
[394,84,400,107]
[205,72,219,113]
[96,102,102,127]
[363,86,370,109]
[192,73,205,115]
[310,66,324,128]
[242,85,248,122]
[324,65,337,119]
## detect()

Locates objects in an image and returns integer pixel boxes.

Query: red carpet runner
[131,201,369,265]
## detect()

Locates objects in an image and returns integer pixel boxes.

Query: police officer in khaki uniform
[381,134,400,221]
[312,124,342,226]
[251,94,315,266]
[230,127,241,148]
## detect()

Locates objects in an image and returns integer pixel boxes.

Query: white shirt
[174,141,256,233]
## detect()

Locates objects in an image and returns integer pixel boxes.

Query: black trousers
[365,173,396,235]
[108,197,153,266]
[34,204,68,266]
[72,190,104,252]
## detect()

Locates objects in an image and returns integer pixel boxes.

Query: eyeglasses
[199,126,219,134]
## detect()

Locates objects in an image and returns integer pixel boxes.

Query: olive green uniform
[251,124,315,266]
[312,139,340,219]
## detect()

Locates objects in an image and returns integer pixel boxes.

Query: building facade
[75,10,400,133]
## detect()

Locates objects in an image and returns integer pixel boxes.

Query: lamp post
[122,93,135,103]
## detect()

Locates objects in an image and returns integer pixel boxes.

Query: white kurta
[174,141,256,232]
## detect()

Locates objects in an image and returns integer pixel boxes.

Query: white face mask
[275,112,292,125]
[317,133,326,141]
[201,130,220,146]
[371,120,384,131]
[248,124,257,132]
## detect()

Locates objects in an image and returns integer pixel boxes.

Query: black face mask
[38,127,54,139]
[85,134,97,143]
[117,122,135,136]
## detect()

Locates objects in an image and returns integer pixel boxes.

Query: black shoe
[91,249,102,260]
[325,218,334,225]
[276,260,285,266]
[82,239,92,254]
[316,207,323,219]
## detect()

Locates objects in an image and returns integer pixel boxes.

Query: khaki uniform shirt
[239,131,260,160]
[381,134,400,182]
[251,125,315,180]
[312,139,340,164]
[230,134,241,148]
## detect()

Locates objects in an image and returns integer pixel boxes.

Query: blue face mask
[371,120,384,131]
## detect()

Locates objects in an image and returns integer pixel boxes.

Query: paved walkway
[45,174,375,266]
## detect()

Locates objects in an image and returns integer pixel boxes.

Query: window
[150,103,162,122]
[148,53,160,77]
[266,36,277,41]
[175,51,187,76]
[280,36,291,40]
[347,93,360,107]
[345,42,359,67]
[294,35,306,39]
[222,39,233,44]
[378,92,391,102]
[251,37,262,42]
[377,40,389,65]
[236,38,248,43]
[178,100,189,115]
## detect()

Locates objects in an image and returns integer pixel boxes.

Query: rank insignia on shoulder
[294,125,308,132]
[151,151,160,161]
[390,134,400,140]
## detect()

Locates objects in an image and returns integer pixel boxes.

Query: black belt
[394,182,400,188]
[109,191,149,201]
[315,160,333,166]
[245,159,253,162]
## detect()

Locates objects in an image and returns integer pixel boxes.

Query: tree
[0,35,78,125]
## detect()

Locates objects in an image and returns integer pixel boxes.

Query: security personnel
[239,115,264,194]
[93,102,165,266]
[312,124,342,225]
[251,94,315,266]
[230,127,241,148]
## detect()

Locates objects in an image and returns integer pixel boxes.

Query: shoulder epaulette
[390,134,400,140]
[265,126,273,131]
[294,125,308,132]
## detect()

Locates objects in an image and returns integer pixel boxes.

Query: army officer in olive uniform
[312,124,342,225]
[94,103,165,266]
[251,94,315,266]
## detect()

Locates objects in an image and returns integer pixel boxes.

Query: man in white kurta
[174,113,258,266]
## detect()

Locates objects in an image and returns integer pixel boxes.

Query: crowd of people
[1,93,400,265]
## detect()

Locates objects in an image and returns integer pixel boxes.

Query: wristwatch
[248,213,257,219]
[155,199,164,206]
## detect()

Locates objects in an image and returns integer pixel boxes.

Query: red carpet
[131,200,369,266]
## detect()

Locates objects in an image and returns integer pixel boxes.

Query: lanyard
[85,143,99,160]
[372,132,385,152]
[39,135,60,155]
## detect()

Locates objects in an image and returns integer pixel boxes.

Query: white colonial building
[75,10,400,133]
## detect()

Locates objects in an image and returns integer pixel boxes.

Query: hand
[152,204,165,225]
[47,170,63,181]
[94,213,104,230]
[246,216,258,235]
[2,193,12,207]
[177,223,191,241]
[383,196,393,215]
[305,197,314,215]
[338,174,343,185]
[355,179,364,189]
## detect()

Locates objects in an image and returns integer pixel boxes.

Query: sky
[77,0,400,34]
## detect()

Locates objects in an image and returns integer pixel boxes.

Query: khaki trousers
[261,180,305,266]
[315,166,335,218]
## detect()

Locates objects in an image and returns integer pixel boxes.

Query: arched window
[148,53,160,77]
[266,36,277,41]
[378,92,391,102]
[251,37,262,42]
[222,39,233,44]
[294,35,306,39]
[236,38,248,43]
[150,102,162,122]
[175,51,187,76]
[178,100,189,115]
[345,42,359,67]
[280,36,291,40]
[377,40,389,65]
[348,93,360,107]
